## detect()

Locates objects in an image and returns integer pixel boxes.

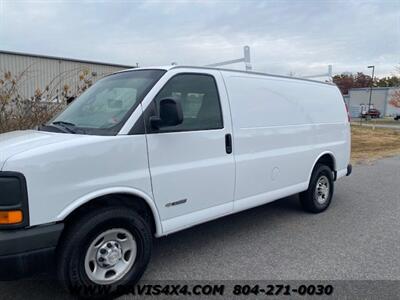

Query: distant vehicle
[395,114,400,121]
[360,108,381,118]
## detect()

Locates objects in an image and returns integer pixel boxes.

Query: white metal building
[344,87,400,118]
[0,50,134,100]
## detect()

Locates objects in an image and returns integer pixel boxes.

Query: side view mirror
[150,98,183,130]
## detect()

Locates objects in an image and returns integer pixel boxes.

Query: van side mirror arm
[150,116,162,130]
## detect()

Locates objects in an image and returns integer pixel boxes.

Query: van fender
[56,187,163,237]
[307,151,337,187]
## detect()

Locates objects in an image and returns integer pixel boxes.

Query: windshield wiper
[52,121,77,134]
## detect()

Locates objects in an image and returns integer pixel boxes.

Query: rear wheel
[300,164,334,213]
[57,206,152,299]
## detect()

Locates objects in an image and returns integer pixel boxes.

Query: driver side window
[151,73,223,132]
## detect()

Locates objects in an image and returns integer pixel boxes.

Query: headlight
[0,172,29,228]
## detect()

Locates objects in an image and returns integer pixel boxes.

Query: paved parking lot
[1,156,400,299]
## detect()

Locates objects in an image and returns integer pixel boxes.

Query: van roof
[116,65,336,86]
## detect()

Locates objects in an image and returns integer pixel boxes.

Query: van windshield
[47,69,166,135]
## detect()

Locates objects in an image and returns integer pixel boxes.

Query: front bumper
[0,223,64,280]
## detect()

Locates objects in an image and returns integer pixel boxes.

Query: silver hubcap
[315,175,330,204]
[84,228,137,285]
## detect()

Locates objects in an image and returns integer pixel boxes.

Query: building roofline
[349,87,392,91]
[0,50,135,69]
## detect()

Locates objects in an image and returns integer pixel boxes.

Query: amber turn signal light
[0,210,23,224]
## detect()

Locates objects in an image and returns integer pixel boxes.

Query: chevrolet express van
[0,66,351,297]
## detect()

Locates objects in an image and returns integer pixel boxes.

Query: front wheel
[57,206,152,299]
[299,164,334,213]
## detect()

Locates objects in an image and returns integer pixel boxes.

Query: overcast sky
[0,0,399,78]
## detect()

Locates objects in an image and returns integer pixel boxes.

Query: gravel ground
[1,156,399,299]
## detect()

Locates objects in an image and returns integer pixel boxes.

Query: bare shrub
[0,67,97,134]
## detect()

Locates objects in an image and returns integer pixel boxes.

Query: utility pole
[367,65,375,121]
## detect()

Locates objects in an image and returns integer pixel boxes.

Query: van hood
[0,130,83,170]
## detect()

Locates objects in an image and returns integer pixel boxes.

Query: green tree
[332,74,354,95]
[375,76,400,87]
[333,69,400,95]
[333,72,372,95]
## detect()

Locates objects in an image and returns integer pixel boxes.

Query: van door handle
[225,134,232,154]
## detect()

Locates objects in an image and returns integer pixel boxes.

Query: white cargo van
[0,66,351,297]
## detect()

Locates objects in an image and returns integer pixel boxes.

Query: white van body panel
[141,69,236,235]
[0,66,350,237]
[221,71,349,212]
[2,133,160,230]
[56,186,163,235]
[0,130,81,170]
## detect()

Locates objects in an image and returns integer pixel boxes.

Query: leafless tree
[0,67,98,133]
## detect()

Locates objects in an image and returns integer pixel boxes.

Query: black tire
[57,206,152,299]
[299,164,334,213]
